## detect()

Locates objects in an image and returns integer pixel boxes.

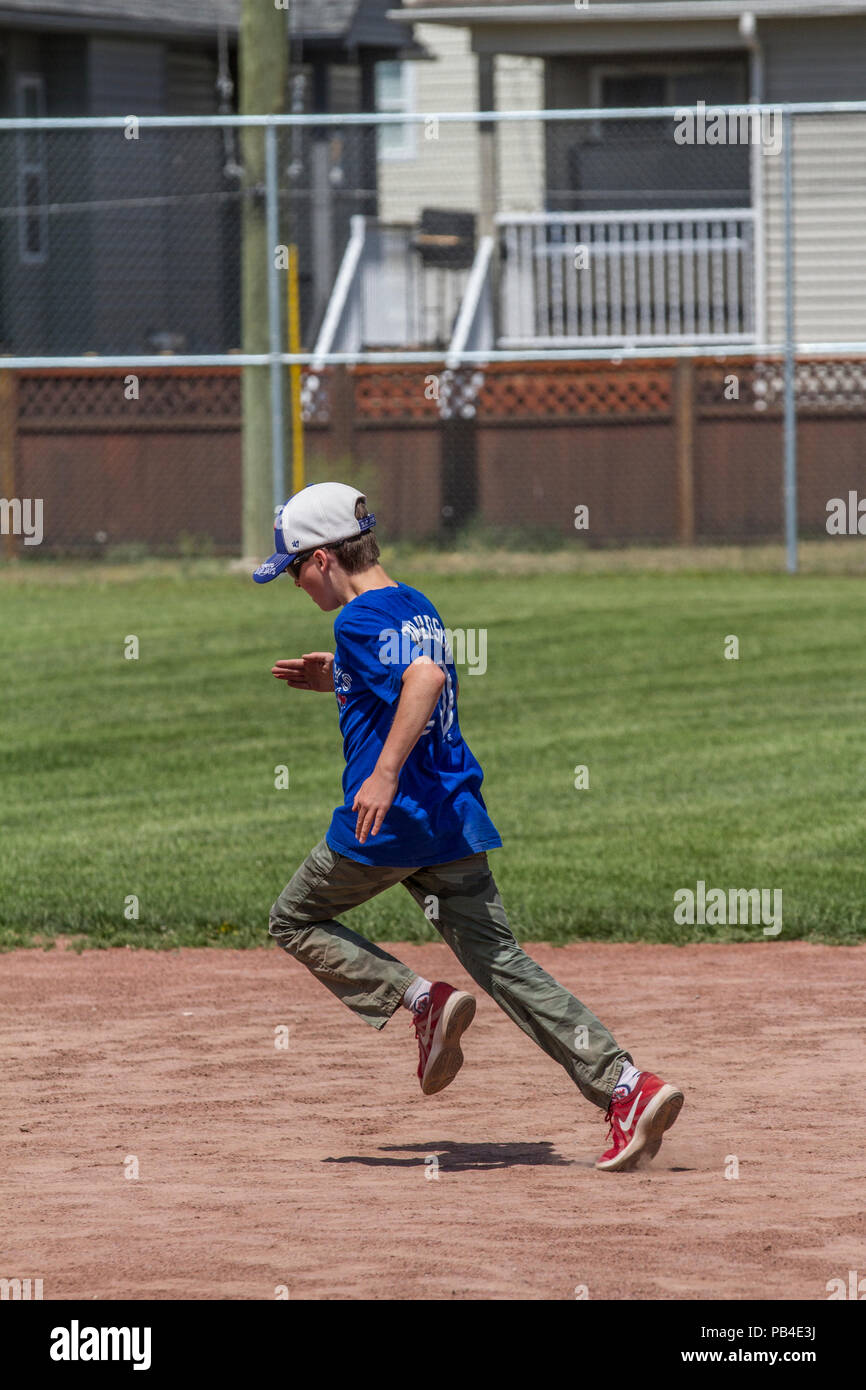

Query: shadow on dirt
[323,1140,574,1170]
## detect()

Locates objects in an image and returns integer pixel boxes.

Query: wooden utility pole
[240,0,286,561]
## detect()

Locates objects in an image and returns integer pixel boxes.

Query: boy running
[253,482,683,1171]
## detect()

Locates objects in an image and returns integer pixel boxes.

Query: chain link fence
[0,125,241,357]
[1,107,865,563]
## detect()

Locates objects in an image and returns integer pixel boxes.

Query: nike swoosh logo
[619,1092,642,1131]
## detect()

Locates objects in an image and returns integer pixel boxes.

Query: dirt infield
[1,941,864,1301]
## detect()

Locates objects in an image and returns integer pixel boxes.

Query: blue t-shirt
[325,581,502,867]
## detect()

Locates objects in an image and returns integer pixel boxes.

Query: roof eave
[388,1,866,24]
[0,7,239,39]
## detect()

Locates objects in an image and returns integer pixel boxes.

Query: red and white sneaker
[411,982,476,1096]
[595,1071,684,1171]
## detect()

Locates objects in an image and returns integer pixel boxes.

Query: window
[590,62,747,126]
[16,75,48,265]
[375,61,416,162]
[571,61,750,210]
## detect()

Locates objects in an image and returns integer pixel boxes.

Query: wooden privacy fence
[3,358,866,555]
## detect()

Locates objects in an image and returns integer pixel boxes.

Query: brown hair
[328,498,380,574]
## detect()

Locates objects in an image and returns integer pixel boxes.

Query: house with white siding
[339,23,545,349]
[377,23,544,222]
[325,0,866,353]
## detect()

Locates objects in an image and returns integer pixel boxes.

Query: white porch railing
[310,215,471,360]
[446,235,494,367]
[497,209,756,348]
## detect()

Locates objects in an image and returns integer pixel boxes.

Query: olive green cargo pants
[268,837,631,1110]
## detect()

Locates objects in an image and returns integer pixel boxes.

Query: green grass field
[2,549,864,948]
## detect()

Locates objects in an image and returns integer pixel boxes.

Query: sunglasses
[287,548,315,579]
[287,543,339,579]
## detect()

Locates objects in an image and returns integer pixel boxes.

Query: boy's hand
[352,768,399,844]
[271,652,335,692]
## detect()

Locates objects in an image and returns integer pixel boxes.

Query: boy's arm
[352,656,445,845]
[271,653,334,692]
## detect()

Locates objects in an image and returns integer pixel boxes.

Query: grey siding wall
[764,18,866,102]
[762,19,866,343]
[164,48,235,350]
[88,38,166,351]
[0,29,235,354]
[88,36,165,117]
[0,31,90,352]
[166,46,218,115]
[761,113,866,343]
[45,36,92,352]
[83,37,230,353]
[0,31,41,350]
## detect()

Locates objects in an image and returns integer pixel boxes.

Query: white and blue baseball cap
[252,481,376,583]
